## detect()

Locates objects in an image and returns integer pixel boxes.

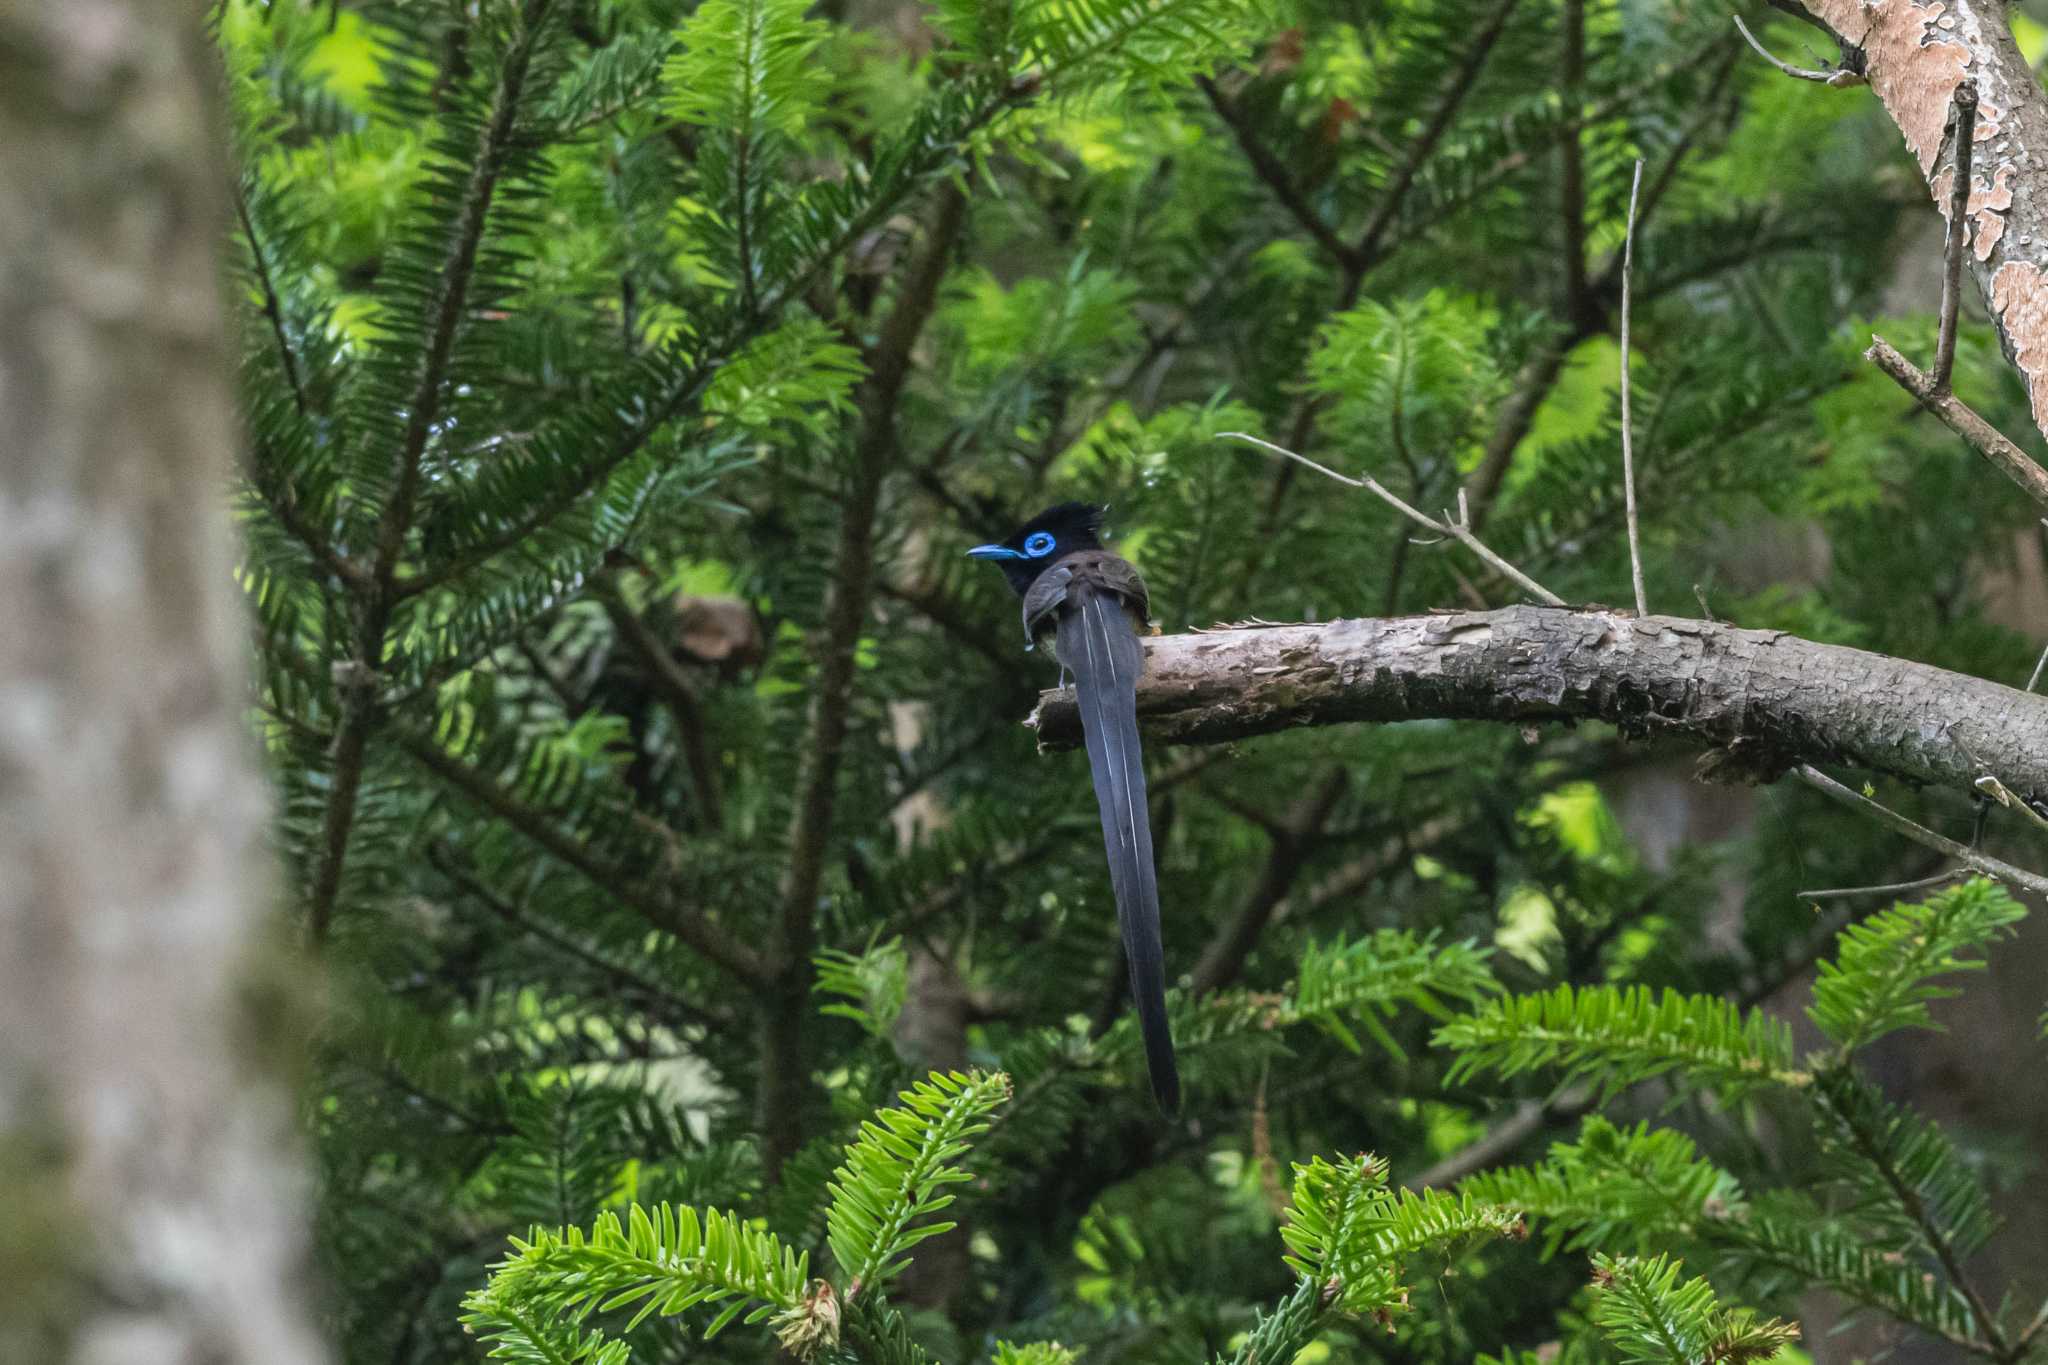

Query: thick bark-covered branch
[1028,607,2048,803]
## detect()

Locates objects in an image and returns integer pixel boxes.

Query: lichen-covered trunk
[0,5,328,1363]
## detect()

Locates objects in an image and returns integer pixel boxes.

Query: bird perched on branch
[968,503,1178,1112]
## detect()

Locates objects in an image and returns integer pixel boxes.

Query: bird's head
[965,502,1106,595]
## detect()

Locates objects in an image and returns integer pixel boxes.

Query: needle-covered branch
[1028,607,2048,807]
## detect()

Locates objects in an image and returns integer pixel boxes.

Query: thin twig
[1793,765,2048,898]
[1222,432,1567,606]
[1973,774,2048,835]
[1867,336,2048,514]
[1619,159,1648,617]
[1795,869,1971,902]
[1732,15,1861,84]
[2026,640,2048,693]
[1934,83,1979,394]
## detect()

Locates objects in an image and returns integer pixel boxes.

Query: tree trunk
[1793,0,2048,442]
[0,5,328,1363]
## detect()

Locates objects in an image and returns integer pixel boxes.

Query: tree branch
[1792,765,2048,898]
[1817,1070,2014,1359]
[760,186,968,1175]
[597,582,724,828]
[1026,608,2048,811]
[1352,0,1522,265]
[1866,336,2048,514]
[1733,14,1859,85]
[306,0,554,942]
[1934,83,1979,392]
[1189,767,1349,996]
[1197,75,1359,271]
[396,731,771,983]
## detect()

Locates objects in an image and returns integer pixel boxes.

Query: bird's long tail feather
[1065,590,1179,1112]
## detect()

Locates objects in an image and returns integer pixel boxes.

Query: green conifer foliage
[219,1,2048,1360]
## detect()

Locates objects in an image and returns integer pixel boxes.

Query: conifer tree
[216,2,2048,1361]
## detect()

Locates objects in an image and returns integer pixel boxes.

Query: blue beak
[965,544,1023,560]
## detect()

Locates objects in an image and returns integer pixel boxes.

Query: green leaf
[824,1070,1012,1290]
[1436,984,1807,1100]
[1461,1117,1748,1257]
[460,1202,807,1365]
[1808,878,2025,1053]
[1589,1253,1798,1365]
[662,0,830,137]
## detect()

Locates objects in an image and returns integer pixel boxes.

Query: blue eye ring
[1022,531,1056,558]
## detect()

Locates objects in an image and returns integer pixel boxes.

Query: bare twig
[1793,765,2048,898]
[2027,640,2048,693]
[1732,15,1862,85]
[1973,774,2048,835]
[1223,432,1567,606]
[1795,869,1971,901]
[1867,336,2048,514]
[1619,159,1648,617]
[1934,83,1979,393]
[1405,1088,1596,1189]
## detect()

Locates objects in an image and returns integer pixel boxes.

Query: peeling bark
[1028,607,2048,802]
[1796,0,2048,439]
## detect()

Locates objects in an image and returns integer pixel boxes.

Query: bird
[967,503,1179,1112]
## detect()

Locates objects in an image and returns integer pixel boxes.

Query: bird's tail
[1065,588,1179,1113]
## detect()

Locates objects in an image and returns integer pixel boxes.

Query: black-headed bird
[968,503,1178,1112]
